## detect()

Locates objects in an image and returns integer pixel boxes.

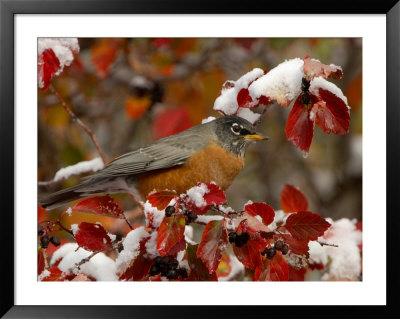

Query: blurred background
[38,38,362,238]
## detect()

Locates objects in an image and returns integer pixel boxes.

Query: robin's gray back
[86,121,217,179]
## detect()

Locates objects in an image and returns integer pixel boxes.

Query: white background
[15,15,386,305]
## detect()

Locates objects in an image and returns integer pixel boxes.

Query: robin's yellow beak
[244,133,269,141]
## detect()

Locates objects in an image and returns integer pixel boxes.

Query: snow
[115,227,149,274]
[201,116,216,124]
[143,201,166,229]
[66,207,72,216]
[38,38,80,88]
[248,58,304,106]
[53,157,104,182]
[308,218,362,280]
[236,108,260,124]
[214,68,264,115]
[70,224,79,236]
[196,215,224,224]
[310,76,350,109]
[144,231,159,258]
[184,225,197,245]
[269,209,288,231]
[38,269,50,281]
[50,243,117,281]
[186,183,209,207]
[219,255,244,281]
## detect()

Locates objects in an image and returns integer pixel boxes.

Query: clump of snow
[269,209,288,231]
[66,207,72,216]
[310,76,350,109]
[70,224,79,235]
[107,232,117,242]
[201,116,216,124]
[53,157,104,182]
[143,201,166,229]
[219,255,244,281]
[38,269,51,281]
[184,225,196,245]
[144,231,159,258]
[38,38,80,88]
[236,108,260,124]
[115,227,149,274]
[186,183,209,207]
[195,215,224,224]
[248,58,304,106]
[177,250,190,272]
[214,68,265,115]
[308,218,362,280]
[50,243,117,281]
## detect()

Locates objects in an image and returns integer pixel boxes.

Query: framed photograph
[1,0,398,317]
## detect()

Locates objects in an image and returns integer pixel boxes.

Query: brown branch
[74,251,99,270]
[49,84,107,165]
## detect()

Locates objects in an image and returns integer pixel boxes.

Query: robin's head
[212,116,269,156]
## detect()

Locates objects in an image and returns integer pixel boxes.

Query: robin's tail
[39,184,86,210]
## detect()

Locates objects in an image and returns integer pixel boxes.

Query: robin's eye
[231,123,241,135]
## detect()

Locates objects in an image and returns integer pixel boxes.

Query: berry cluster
[165,205,197,225]
[228,231,250,248]
[149,256,188,280]
[261,239,289,259]
[38,225,60,249]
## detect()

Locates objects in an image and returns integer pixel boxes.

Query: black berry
[235,232,250,248]
[184,210,197,225]
[228,232,237,243]
[165,205,175,217]
[50,235,60,246]
[162,256,172,265]
[154,256,163,265]
[40,235,50,249]
[169,259,179,269]
[178,268,188,279]
[274,239,284,250]
[160,264,169,276]
[301,77,310,92]
[266,247,276,259]
[149,264,160,276]
[281,244,289,255]
[38,225,44,236]
[167,269,178,280]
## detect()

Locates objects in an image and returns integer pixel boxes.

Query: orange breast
[137,142,244,199]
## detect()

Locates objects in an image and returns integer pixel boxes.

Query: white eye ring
[231,123,241,135]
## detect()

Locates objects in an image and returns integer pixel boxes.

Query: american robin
[40,115,268,209]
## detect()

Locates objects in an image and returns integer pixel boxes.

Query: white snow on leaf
[186,183,209,207]
[144,231,159,259]
[53,157,104,182]
[38,38,80,88]
[268,209,288,231]
[70,224,79,235]
[248,58,304,107]
[214,68,264,115]
[236,108,261,124]
[184,225,196,245]
[310,76,350,109]
[196,215,224,224]
[50,243,117,281]
[309,218,362,281]
[115,227,149,275]
[143,201,166,229]
[201,116,217,124]
[38,269,51,281]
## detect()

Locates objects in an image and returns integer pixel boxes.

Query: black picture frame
[1,0,399,317]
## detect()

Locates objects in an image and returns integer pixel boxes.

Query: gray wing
[88,127,213,179]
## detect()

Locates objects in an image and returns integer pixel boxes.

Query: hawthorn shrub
[38,38,362,282]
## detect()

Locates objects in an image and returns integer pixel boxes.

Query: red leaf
[156,215,186,256]
[254,251,289,281]
[41,267,67,281]
[277,233,310,257]
[284,211,331,242]
[237,88,253,108]
[197,219,228,273]
[280,184,308,213]
[38,49,61,90]
[202,183,227,206]
[285,96,314,152]
[152,107,192,140]
[288,265,306,281]
[73,195,124,218]
[38,250,45,275]
[303,56,343,81]
[187,243,218,281]
[147,190,177,210]
[167,236,187,256]
[38,205,47,223]
[232,219,266,270]
[74,222,112,251]
[244,202,275,226]
[119,253,153,281]
[314,89,350,134]
[152,38,171,48]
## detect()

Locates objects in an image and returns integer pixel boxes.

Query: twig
[49,84,107,165]
[122,212,134,230]
[317,240,339,248]
[75,251,99,270]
